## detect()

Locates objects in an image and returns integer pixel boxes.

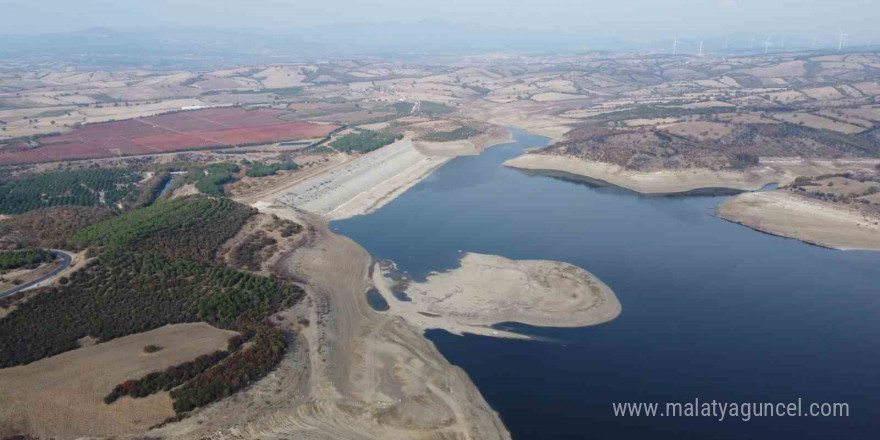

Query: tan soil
[503,154,880,194]
[371,253,620,338]
[461,100,573,144]
[169,183,198,199]
[769,112,865,134]
[0,250,85,296]
[661,121,735,141]
[531,92,585,102]
[0,261,59,293]
[155,206,511,440]
[0,323,236,439]
[413,125,512,157]
[216,213,303,274]
[231,153,351,205]
[717,191,880,250]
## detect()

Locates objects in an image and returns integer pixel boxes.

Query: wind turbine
[673,35,678,55]
[838,27,849,51]
[699,40,704,57]
[723,37,730,50]
[763,36,772,54]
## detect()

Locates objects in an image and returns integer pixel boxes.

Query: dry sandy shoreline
[503,154,880,195]
[167,202,621,440]
[717,191,880,251]
[153,205,512,440]
[371,253,621,338]
[413,125,514,157]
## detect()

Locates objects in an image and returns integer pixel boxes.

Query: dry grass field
[0,323,236,438]
[770,112,866,134]
[253,66,308,88]
[738,60,806,78]
[623,117,680,126]
[662,121,734,140]
[802,86,846,101]
[840,106,880,123]
[531,92,585,102]
[765,90,808,104]
[800,176,880,203]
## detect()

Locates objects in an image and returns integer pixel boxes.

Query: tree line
[421,126,479,142]
[242,159,299,178]
[170,325,288,413]
[0,249,55,270]
[105,324,288,414]
[191,163,239,196]
[104,348,231,404]
[330,129,402,153]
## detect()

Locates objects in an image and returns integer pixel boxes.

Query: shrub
[169,326,287,413]
[0,206,114,251]
[421,126,480,142]
[107,325,288,414]
[0,249,55,270]
[242,160,299,178]
[330,130,402,154]
[192,163,239,196]
[104,349,229,404]
[730,152,759,169]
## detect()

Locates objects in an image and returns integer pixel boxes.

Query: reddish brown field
[0,108,337,165]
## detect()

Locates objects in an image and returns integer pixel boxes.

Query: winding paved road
[0,250,73,298]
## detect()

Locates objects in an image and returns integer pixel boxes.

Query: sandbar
[372,252,621,338]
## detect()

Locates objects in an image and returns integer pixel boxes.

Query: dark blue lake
[332,128,880,439]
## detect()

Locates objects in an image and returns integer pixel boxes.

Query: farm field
[0,323,236,438]
[769,112,867,134]
[0,108,337,165]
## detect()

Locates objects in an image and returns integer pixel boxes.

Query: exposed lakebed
[333,128,880,439]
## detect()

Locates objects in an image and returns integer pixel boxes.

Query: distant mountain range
[1,25,876,70]
[0,25,635,68]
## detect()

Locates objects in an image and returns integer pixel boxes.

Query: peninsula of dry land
[371,253,620,338]
[718,173,880,250]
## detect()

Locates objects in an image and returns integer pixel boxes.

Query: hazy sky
[1,0,876,37]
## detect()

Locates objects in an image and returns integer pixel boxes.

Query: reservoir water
[332,128,880,439]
